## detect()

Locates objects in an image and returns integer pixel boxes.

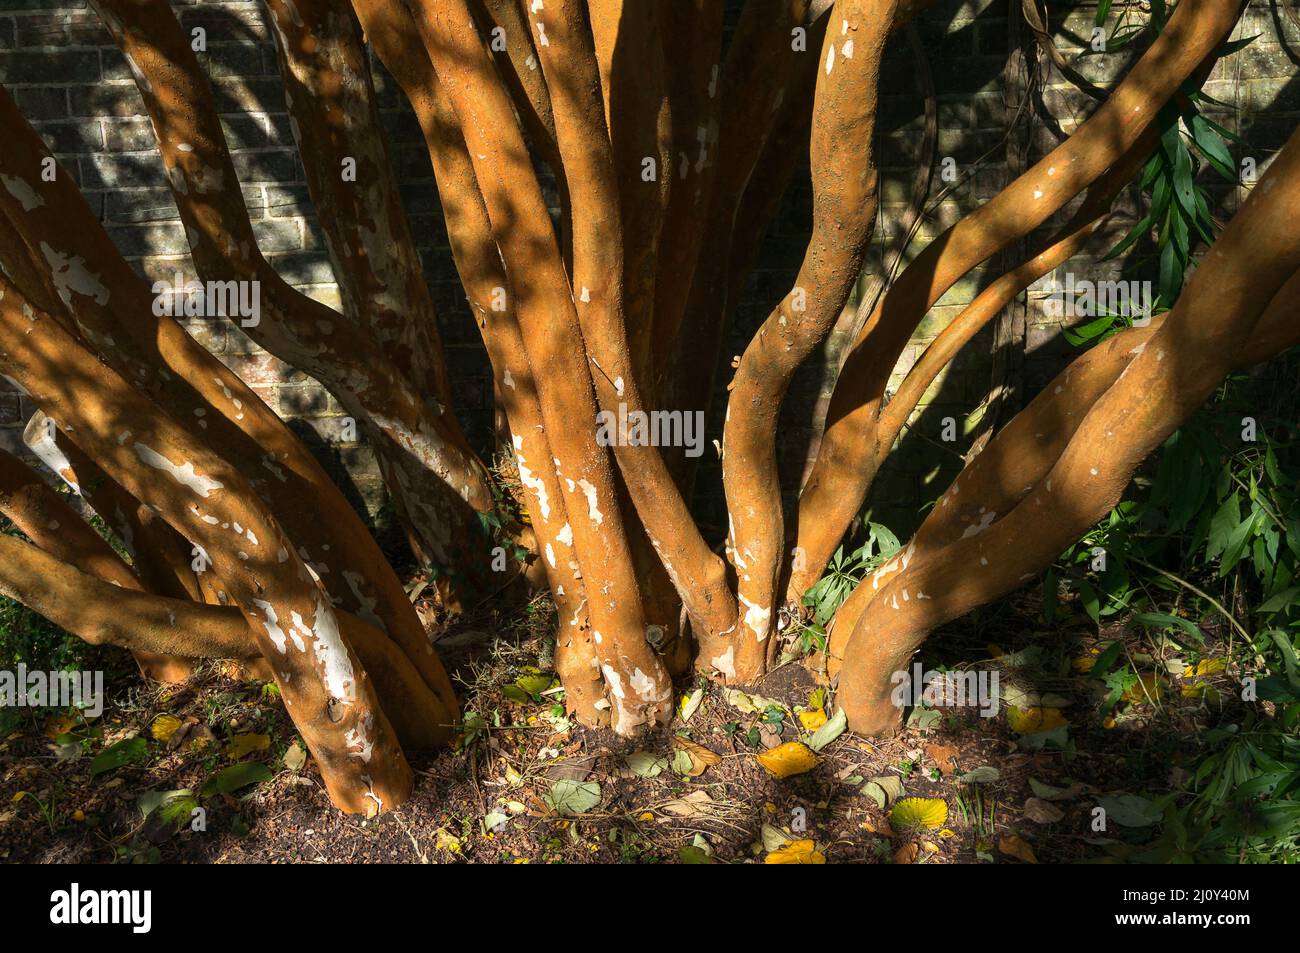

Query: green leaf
[201,762,273,797]
[1258,588,1300,615]
[1188,112,1235,180]
[1172,139,1196,215]
[1098,794,1162,827]
[90,736,149,779]
[1089,640,1125,677]
[807,707,847,752]
[1077,579,1101,624]
[679,844,714,864]
[1132,612,1205,644]
[544,779,601,816]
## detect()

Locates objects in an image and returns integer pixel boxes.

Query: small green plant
[798,522,901,655]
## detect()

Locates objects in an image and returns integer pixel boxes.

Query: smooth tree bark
[0,0,1293,813]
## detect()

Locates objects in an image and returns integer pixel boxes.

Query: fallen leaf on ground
[890,797,948,831]
[958,765,1000,784]
[150,715,183,745]
[998,834,1038,863]
[677,688,704,722]
[544,778,601,815]
[1006,706,1069,734]
[798,708,828,731]
[925,742,960,775]
[1023,797,1065,824]
[225,733,270,759]
[624,751,668,778]
[659,790,715,817]
[893,842,919,865]
[671,737,720,777]
[765,839,825,864]
[756,741,818,778]
[283,741,307,772]
[807,707,848,751]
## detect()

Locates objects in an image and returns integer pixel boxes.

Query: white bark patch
[40,242,110,309]
[253,600,289,653]
[841,39,854,59]
[344,725,374,763]
[545,542,556,568]
[601,664,625,699]
[960,510,997,538]
[515,454,551,522]
[133,443,224,497]
[825,43,836,74]
[502,368,515,389]
[556,522,573,547]
[307,594,357,702]
[342,570,386,632]
[630,668,659,702]
[711,645,736,679]
[287,610,311,652]
[27,420,79,494]
[1,174,44,211]
[613,376,624,398]
[576,479,603,525]
[738,594,771,642]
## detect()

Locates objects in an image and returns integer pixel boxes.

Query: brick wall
[0,0,1295,545]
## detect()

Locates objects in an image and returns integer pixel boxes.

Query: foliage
[1046,358,1300,861]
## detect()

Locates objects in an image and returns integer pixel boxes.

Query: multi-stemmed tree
[1,0,1296,813]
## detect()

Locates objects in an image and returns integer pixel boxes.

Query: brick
[251,217,302,252]
[230,147,299,184]
[103,187,176,224]
[15,85,66,118]
[0,48,99,83]
[102,117,156,151]
[32,117,101,151]
[107,222,188,257]
[277,384,341,418]
[80,150,164,189]
[69,82,144,117]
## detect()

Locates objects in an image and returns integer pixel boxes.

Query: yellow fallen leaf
[672,736,721,777]
[434,828,462,853]
[999,834,1038,863]
[44,713,78,740]
[756,741,818,779]
[764,839,825,864]
[859,817,895,837]
[639,811,655,821]
[283,741,308,772]
[72,809,85,822]
[1122,671,1164,704]
[225,733,270,759]
[1191,658,1227,677]
[798,708,828,731]
[1181,683,1220,702]
[938,828,956,839]
[890,797,948,831]
[922,840,939,853]
[1071,656,1096,673]
[1006,706,1069,734]
[1102,714,1118,729]
[150,715,183,744]
[925,742,960,775]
